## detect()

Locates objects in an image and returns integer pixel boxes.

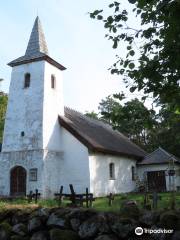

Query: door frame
[10,166,27,196]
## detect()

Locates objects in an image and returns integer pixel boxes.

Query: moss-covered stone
[0,221,12,240]
[49,228,79,240]
[120,203,140,219]
[0,221,12,233]
[11,235,24,240]
[31,231,49,240]
[12,223,27,236]
[160,211,180,230]
[12,210,31,225]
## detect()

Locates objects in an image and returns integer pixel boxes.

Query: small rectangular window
[109,163,115,179]
[21,131,25,137]
[24,73,30,88]
[51,75,55,89]
[132,166,135,181]
[29,168,37,181]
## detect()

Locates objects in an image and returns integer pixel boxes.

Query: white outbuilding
[137,147,180,192]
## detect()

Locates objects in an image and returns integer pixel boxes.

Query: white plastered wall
[57,127,91,195]
[2,61,45,152]
[0,150,44,195]
[43,61,64,151]
[89,153,137,197]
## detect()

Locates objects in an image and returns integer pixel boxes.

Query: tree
[90,0,180,111]
[98,94,156,151]
[85,111,99,119]
[153,105,180,157]
[98,94,124,124]
[0,93,8,143]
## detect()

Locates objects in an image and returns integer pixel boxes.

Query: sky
[0,0,149,113]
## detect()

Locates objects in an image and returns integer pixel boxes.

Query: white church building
[0,17,179,198]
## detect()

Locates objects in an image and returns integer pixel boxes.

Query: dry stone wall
[0,207,180,240]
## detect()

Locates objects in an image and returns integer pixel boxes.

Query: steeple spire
[8,17,66,71]
[25,16,49,56]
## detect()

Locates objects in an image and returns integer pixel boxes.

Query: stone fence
[0,206,180,240]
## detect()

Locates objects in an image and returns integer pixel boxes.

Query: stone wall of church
[89,153,137,197]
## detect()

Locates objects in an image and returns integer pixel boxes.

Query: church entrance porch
[10,166,27,196]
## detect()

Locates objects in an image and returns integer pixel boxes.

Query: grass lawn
[93,192,180,211]
[0,192,180,211]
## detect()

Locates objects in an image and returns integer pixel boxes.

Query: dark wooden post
[28,191,33,203]
[69,184,76,205]
[79,195,83,207]
[86,188,89,208]
[152,192,158,209]
[108,193,114,206]
[58,186,63,206]
[143,192,148,207]
[35,189,38,204]
[89,193,93,208]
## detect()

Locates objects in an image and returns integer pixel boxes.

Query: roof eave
[8,55,66,71]
[92,147,143,160]
[138,161,180,165]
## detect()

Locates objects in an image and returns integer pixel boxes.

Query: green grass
[62,192,180,211]
[0,192,180,211]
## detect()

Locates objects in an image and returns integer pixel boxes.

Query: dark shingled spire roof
[8,17,66,70]
[58,107,146,160]
[25,16,49,56]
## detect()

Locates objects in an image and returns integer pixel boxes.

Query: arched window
[109,163,115,179]
[24,73,30,88]
[132,166,135,181]
[51,74,56,89]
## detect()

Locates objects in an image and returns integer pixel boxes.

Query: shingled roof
[8,17,66,70]
[58,107,146,160]
[138,147,180,165]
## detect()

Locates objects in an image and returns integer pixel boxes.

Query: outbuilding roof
[138,147,180,165]
[58,107,146,160]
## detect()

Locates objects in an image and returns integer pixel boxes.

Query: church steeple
[8,17,66,70]
[25,16,49,56]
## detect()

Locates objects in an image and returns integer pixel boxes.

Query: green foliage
[98,94,156,151]
[0,94,8,143]
[151,104,180,157]
[89,93,180,156]
[90,1,180,110]
[85,111,99,120]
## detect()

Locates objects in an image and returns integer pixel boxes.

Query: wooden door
[10,166,26,196]
[147,171,166,192]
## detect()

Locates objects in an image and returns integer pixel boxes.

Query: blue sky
[0,0,146,113]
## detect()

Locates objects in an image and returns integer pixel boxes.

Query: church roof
[8,17,66,70]
[58,107,146,160]
[138,147,180,165]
